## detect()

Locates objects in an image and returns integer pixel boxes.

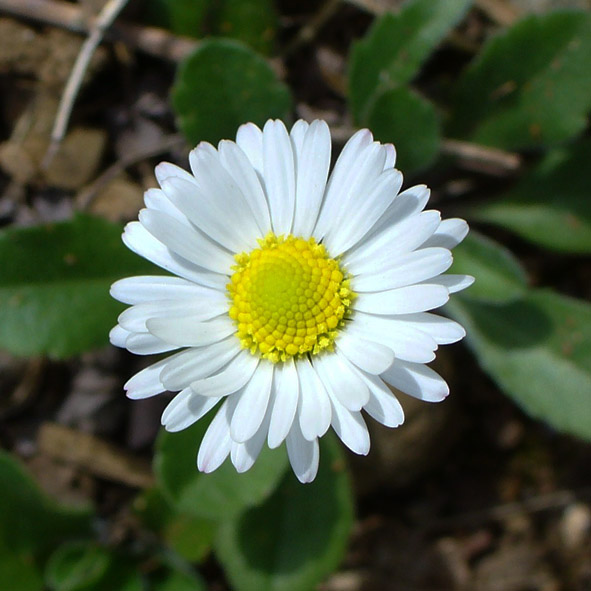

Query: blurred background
[1,0,590,590]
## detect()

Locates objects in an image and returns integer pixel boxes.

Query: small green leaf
[214,435,354,591]
[349,0,471,123]
[0,451,92,558]
[0,215,157,358]
[448,290,591,441]
[154,418,288,521]
[367,87,441,173]
[45,543,143,591]
[471,139,591,253]
[450,230,527,303]
[172,39,291,146]
[45,543,111,591]
[134,488,215,562]
[210,0,277,55]
[150,567,207,591]
[450,11,591,149]
[0,546,43,591]
[143,0,209,38]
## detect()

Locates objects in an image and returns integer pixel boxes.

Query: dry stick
[282,0,342,57]
[42,0,130,169]
[0,0,198,62]
[441,138,522,174]
[77,133,186,211]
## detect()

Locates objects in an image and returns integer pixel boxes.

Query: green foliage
[214,436,354,591]
[448,291,591,441]
[450,11,591,149]
[0,451,92,558]
[471,139,591,253]
[134,488,216,563]
[450,231,527,303]
[0,215,157,358]
[349,0,471,123]
[172,39,291,146]
[154,418,288,520]
[144,0,277,54]
[367,86,441,173]
[0,545,43,591]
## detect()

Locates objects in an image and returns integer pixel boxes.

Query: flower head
[110,119,473,483]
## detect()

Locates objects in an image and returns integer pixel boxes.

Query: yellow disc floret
[227,233,354,363]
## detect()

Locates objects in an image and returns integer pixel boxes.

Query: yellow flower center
[228,234,354,363]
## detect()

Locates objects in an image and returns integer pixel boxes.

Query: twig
[475,0,521,26]
[441,138,521,174]
[42,0,130,169]
[38,422,154,488]
[0,0,199,62]
[76,133,186,211]
[283,0,342,57]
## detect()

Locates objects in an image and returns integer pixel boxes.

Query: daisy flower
[110,119,473,483]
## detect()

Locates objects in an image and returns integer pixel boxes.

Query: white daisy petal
[263,120,296,235]
[124,357,168,399]
[122,222,227,289]
[346,312,438,363]
[313,128,374,240]
[291,120,332,237]
[111,119,470,484]
[188,144,261,249]
[125,332,178,355]
[336,332,395,375]
[111,276,218,306]
[197,397,237,473]
[323,142,387,248]
[236,122,264,175]
[329,398,370,456]
[296,359,332,441]
[344,210,441,272]
[381,360,449,402]
[231,362,274,443]
[327,167,403,256]
[313,352,370,411]
[118,298,227,333]
[268,358,299,449]
[162,389,221,432]
[353,284,449,315]
[427,274,475,293]
[190,350,259,398]
[423,218,469,249]
[286,420,319,484]
[383,143,396,170]
[146,315,235,347]
[160,338,242,391]
[139,209,234,274]
[352,247,453,293]
[218,140,271,235]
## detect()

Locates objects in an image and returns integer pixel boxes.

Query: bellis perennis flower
[110,119,473,483]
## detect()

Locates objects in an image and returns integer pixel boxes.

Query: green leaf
[150,567,207,591]
[172,39,291,146]
[367,87,441,173]
[450,11,591,149]
[45,543,143,591]
[0,215,157,358]
[450,230,527,303]
[0,546,43,591]
[0,451,92,559]
[210,0,277,55]
[349,0,471,123]
[471,139,591,253]
[134,488,216,562]
[448,290,591,441]
[143,0,209,38]
[214,435,354,591]
[154,418,288,521]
